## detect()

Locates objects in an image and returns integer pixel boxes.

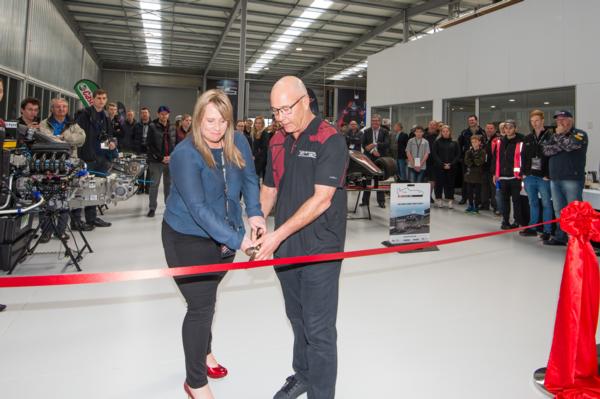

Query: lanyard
[415,138,422,157]
[220,152,229,221]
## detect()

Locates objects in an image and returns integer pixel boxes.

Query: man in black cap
[146,105,176,217]
[542,110,588,246]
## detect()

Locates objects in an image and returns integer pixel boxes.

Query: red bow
[545,201,600,398]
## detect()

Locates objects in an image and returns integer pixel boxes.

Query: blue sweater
[163,132,263,249]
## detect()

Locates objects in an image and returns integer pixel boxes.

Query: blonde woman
[251,115,270,179]
[162,89,266,399]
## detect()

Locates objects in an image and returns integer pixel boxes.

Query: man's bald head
[270,76,313,136]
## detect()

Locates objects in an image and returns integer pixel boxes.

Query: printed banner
[73,79,100,108]
[389,183,431,244]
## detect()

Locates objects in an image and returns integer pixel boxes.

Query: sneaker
[273,375,308,399]
[54,232,70,241]
[472,207,480,214]
[544,238,566,246]
[447,200,454,209]
[71,221,94,232]
[501,223,513,230]
[519,228,537,237]
[493,210,502,216]
[92,218,112,227]
[540,232,551,241]
[0,304,6,312]
[147,209,156,217]
[464,205,474,213]
[435,199,443,208]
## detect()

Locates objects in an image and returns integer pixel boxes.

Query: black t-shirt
[264,117,348,258]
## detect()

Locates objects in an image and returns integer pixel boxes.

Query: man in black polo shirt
[255,76,348,399]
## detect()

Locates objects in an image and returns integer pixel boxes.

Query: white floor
[0,189,573,399]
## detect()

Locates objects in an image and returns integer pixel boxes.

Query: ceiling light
[143,22,161,30]
[283,28,303,37]
[490,105,496,108]
[296,47,303,51]
[265,50,280,55]
[264,67,270,70]
[508,99,516,102]
[141,13,161,21]
[292,20,312,28]
[139,1,161,10]
[301,10,322,19]
[276,36,294,43]
[311,0,333,9]
[271,43,288,50]
[544,101,550,105]
[420,106,425,109]
[358,74,363,78]
[260,54,276,60]
[145,38,161,44]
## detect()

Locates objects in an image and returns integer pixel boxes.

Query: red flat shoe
[207,364,228,379]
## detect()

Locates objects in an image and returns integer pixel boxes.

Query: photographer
[71,89,114,231]
[16,98,41,144]
[37,98,86,242]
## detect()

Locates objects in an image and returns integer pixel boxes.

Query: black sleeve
[431,140,441,167]
[379,129,390,156]
[451,142,461,165]
[361,128,370,152]
[146,124,163,162]
[263,143,275,188]
[315,134,348,188]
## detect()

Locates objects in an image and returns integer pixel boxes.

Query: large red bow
[545,201,600,398]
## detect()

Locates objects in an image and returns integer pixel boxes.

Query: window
[444,97,476,136]
[371,107,391,121]
[391,101,433,131]
[41,89,50,120]
[479,87,575,132]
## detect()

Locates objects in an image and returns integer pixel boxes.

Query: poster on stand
[389,183,430,244]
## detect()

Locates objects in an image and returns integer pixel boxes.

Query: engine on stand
[0,139,147,274]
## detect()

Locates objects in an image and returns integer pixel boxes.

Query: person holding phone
[161,89,265,399]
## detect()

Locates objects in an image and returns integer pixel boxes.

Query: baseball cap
[504,119,517,127]
[553,110,573,119]
[157,105,171,113]
[175,114,183,122]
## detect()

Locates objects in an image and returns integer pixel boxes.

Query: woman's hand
[240,236,253,253]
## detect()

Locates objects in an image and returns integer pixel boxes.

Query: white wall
[367,0,600,170]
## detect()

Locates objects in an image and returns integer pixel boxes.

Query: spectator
[394,122,409,182]
[458,115,485,204]
[464,135,486,214]
[107,102,123,147]
[406,126,430,183]
[235,119,245,133]
[542,110,588,246]
[432,125,460,207]
[345,120,362,151]
[176,113,192,146]
[146,105,176,218]
[251,115,270,180]
[481,122,498,211]
[133,107,151,155]
[361,114,390,208]
[244,118,253,147]
[121,110,136,152]
[37,98,85,242]
[340,123,349,136]
[520,110,553,240]
[491,122,507,216]
[0,79,5,312]
[425,120,440,202]
[174,114,183,131]
[16,97,41,143]
[491,120,525,230]
[72,89,114,231]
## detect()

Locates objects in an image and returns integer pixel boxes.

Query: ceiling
[59,0,497,84]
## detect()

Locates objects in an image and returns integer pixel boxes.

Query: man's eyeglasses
[271,95,306,116]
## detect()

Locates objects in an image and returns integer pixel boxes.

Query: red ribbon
[545,201,600,398]
[0,220,556,288]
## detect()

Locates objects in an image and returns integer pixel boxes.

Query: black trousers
[500,179,524,226]
[434,168,456,200]
[481,170,494,209]
[465,182,482,207]
[361,177,385,205]
[162,221,233,389]
[276,261,342,399]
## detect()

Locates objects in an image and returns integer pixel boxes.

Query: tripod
[12,206,93,274]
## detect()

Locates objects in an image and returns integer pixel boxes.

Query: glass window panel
[7,77,21,120]
[34,85,43,103]
[27,83,34,97]
[479,87,575,133]
[391,101,433,132]
[371,107,391,121]
[444,97,476,137]
[42,89,51,120]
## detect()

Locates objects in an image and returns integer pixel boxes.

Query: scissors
[244,228,263,260]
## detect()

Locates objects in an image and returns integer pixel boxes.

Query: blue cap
[157,105,171,113]
[553,110,573,119]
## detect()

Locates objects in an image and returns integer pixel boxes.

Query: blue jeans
[524,176,553,234]
[550,179,584,243]
[408,168,426,183]
[397,159,408,181]
[494,180,503,214]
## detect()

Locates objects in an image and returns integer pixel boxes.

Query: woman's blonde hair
[191,89,245,169]
[440,124,452,137]
[252,115,266,140]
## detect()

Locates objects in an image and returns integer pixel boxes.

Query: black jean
[465,182,482,207]
[434,168,456,200]
[162,221,232,389]
[500,178,524,226]
[276,261,342,399]
[481,170,494,209]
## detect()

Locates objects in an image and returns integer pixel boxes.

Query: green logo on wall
[74,79,99,107]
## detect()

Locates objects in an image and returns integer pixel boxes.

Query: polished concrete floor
[0,189,573,398]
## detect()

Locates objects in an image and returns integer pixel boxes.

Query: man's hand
[108,141,117,151]
[372,150,380,157]
[253,230,284,260]
[248,215,267,237]
[414,166,421,172]
[493,175,498,184]
[365,143,375,152]
[162,156,170,164]
[555,125,566,134]
[443,163,450,170]
[240,236,253,253]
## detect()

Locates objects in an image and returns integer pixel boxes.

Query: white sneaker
[435,199,443,208]
[447,200,454,209]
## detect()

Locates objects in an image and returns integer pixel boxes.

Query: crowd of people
[341,111,588,246]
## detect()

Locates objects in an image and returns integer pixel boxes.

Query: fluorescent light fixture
[276,36,294,43]
[301,10,322,19]
[260,54,276,60]
[271,43,288,50]
[311,0,333,9]
[143,22,161,30]
[283,28,303,37]
[508,99,516,102]
[296,47,303,51]
[145,38,161,44]
[141,13,161,21]
[544,101,550,105]
[292,20,312,28]
[490,105,496,108]
[358,74,363,78]
[140,1,161,10]
[264,67,270,70]
[265,50,280,55]
[420,106,426,109]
